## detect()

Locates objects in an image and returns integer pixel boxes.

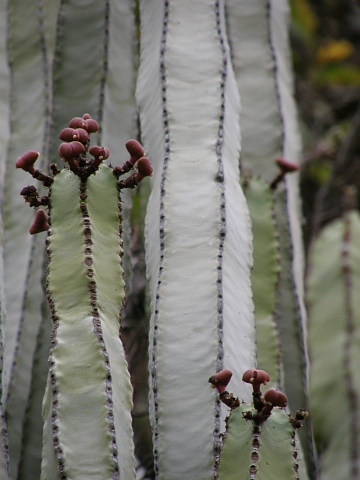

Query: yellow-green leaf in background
[315,64,360,86]
[290,0,318,42]
[316,39,355,65]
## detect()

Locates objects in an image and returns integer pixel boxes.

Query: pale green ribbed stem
[244,177,281,389]
[308,211,360,480]
[218,404,306,480]
[137,1,256,478]
[42,165,134,480]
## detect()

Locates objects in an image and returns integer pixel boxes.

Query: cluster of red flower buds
[57,114,104,178]
[113,139,153,189]
[16,113,153,235]
[56,114,153,185]
[241,369,288,421]
[209,368,301,425]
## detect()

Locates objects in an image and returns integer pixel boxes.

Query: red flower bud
[59,127,89,144]
[75,128,90,144]
[89,146,110,168]
[242,369,270,394]
[84,119,99,133]
[275,157,299,173]
[20,185,37,196]
[82,113,92,120]
[89,146,110,160]
[29,209,50,235]
[58,143,73,160]
[70,141,86,156]
[58,141,85,160]
[68,117,86,129]
[136,157,153,183]
[264,388,288,408]
[59,127,78,142]
[126,139,145,164]
[270,157,299,189]
[208,369,233,394]
[16,150,40,175]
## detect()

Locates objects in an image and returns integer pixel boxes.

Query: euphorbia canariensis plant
[242,155,315,475]
[2,1,315,478]
[211,369,292,422]
[16,114,152,479]
[213,370,308,479]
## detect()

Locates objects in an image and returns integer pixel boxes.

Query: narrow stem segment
[42,165,134,480]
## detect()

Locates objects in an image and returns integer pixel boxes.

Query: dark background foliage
[291,0,360,249]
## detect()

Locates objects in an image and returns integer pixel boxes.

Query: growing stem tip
[16,113,153,234]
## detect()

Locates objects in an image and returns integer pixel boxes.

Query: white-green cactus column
[2,1,49,477]
[308,211,360,479]
[225,0,315,474]
[137,0,256,478]
[1,0,138,475]
[41,164,135,480]
[226,0,309,414]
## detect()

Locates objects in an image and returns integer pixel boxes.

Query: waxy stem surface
[42,165,134,480]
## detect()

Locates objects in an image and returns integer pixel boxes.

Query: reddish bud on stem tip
[58,141,85,161]
[59,127,78,142]
[81,113,99,133]
[275,157,299,173]
[264,388,288,408]
[125,139,145,164]
[89,146,110,168]
[270,158,299,190]
[59,127,89,144]
[208,369,232,394]
[16,150,40,175]
[136,157,153,183]
[242,369,270,394]
[84,119,99,133]
[76,114,99,133]
[70,141,86,156]
[29,209,50,235]
[20,185,37,196]
[68,117,86,129]
[58,143,73,159]
[89,146,110,160]
[75,128,90,144]
[102,147,110,159]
